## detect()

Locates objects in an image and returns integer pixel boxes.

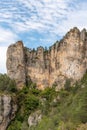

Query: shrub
[0,74,17,93]
[7,120,21,130]
[40,87,56,101]
[24,94,39,115]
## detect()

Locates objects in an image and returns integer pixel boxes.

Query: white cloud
[0,47,7,73]
[17,0,71,33]
[0,0,86,36]
[0,0,74,33]
[0,27,18,46]
[53,2,87,36]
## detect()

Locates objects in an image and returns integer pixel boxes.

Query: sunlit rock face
[6,27,87,90]
[6,41,26,89]
[0,95,17,130]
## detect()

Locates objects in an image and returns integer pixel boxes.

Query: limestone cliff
[6,27,87,90]
[0,95,17,130]
[6,41,26,89]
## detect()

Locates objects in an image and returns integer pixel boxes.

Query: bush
[40,87,56,101]
[58,121,76,130]
[7,120,21,130]
[24,94,39,115]
[0,74,17,93]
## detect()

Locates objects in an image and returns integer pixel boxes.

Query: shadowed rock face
[0,95,17,130]
[6,27,87,90]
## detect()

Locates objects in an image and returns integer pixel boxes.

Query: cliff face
[6,41,26,89]
[0,95,17,130]
[6,27,87,90]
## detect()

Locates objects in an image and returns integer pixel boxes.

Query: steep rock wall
[6,27,87,90]
[6,41,26,89]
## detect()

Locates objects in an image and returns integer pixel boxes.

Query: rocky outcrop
[6,27,87,90]
[0,95,17,130]
[6,41,26,89]
[28,110,42,127]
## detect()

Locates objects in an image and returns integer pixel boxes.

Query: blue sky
[0,0,87,73]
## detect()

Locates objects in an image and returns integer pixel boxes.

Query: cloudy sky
[0,0,87,73]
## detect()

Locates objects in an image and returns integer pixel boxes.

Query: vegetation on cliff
[0,73,17,93]
[5,73,87,130]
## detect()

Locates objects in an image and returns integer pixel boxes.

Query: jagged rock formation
[0,95,17,130]
[6,27,87,90]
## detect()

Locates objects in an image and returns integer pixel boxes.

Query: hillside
[0,27,87,130]
[0,72,87,130]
